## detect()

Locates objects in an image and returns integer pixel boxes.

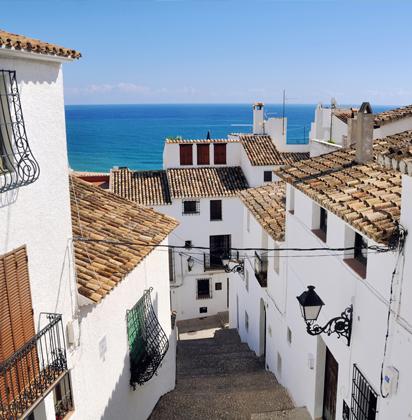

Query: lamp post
[296,286,353,346]
[222,256,244,274]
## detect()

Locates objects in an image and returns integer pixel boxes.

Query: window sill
[182,212,200,216]
[344,258,367,279]
[210,219,223,222]
[312,229,327,243]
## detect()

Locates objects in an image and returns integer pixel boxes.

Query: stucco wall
[0,55,75,334]
[70,241,176,420]
[162,197,242,320]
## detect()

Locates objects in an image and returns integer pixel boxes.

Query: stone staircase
[150,328,310,420]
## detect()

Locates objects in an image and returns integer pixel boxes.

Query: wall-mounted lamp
[221,256,244,274]
[187,256,194,272]
[296,286,353,346]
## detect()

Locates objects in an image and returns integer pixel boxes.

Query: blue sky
[3,0,412,105]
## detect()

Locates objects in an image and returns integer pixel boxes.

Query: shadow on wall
[99,331,176,420]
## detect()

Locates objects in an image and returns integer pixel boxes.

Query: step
[150,388,294,420]
[178,357,264,377]
[250,407,312,420]
[175,370,281,394]
[177,350,257,370]
[178,342,250,356]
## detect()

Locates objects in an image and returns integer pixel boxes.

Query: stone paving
[150,319,311,420]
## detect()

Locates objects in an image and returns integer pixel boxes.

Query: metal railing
[254,252,268,288]
[0,313,67,419]
[0,70,40,193]
[203,250,239,272]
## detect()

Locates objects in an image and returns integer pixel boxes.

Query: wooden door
[323,347,338,420]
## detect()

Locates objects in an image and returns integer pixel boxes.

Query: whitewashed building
[0,29,179,420]
[309,102,412,157]
[231,105,412,420]
[109,103,309,322]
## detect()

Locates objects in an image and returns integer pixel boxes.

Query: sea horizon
[65,103,395,173]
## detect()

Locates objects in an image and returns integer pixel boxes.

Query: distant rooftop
[0,29,81,59]
[240,135,309,166]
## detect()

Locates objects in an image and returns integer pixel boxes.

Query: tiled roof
[240,182,286,241]
[0,29,81,59]
[374,105,412,126]
[70,176,178,303]
[166,138,239,144]
[111,168,171,206]
[374,130,412,175]
[167,166,249,198]
[333,108,358,124]
[240,135,309,166]
[276,147,402,244]
[72,171,110,189]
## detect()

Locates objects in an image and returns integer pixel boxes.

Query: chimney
[350,102,374,164]
[253,102,265,134]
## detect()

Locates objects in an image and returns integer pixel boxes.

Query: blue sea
[65,104,393,172]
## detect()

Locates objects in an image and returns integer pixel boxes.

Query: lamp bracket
[306,305,353,346]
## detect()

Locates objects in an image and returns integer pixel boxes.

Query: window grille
[351,364,377,420]
[0,70,39,193]
[126,288,169,389]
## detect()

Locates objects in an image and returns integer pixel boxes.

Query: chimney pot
[350,102,374,164]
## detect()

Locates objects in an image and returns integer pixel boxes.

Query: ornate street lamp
[296,286,353,346]
[222,256,244,274]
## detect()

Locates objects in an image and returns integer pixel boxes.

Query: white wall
[374,117,412,139]
[163,141,242,169]
[70,240,176,420]
[161,196,242,320]
[0,54,75,337]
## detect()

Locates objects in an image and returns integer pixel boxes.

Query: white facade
[231,176,412,420]
[163,197,242,321]
[70,241,176,420]
[0,46,176,420]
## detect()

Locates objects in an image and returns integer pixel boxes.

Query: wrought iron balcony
[0,313,68,419]
[254,252,268,288]
[204,251,239,272]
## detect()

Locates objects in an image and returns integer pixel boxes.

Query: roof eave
[0,47,77,63]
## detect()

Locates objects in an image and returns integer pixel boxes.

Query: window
[54,373,74,419]
[215,282,222,291]
[199,307,208,314]
[197,144,210,165]
[354,233,367,266]
[208,234,231,268]
[245,311,249,331]
[351,365,377,420]
[344,231,367,279]
[264,171,272,182]
[312,206,327,242]
[180,144,193,165]
[214,143,227,164]
[287,327,292,345]
[183,200,199,215]
[168,248,175,283]
[197,278,211,299]
[210,200,222,221]
[0,70,39,193]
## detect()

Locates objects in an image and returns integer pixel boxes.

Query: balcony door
[323,347,338,420]
[209,234,231,267]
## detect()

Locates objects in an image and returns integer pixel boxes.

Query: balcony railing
[254,252,268,288]
[203,251,239,272]
[0,313,68,419]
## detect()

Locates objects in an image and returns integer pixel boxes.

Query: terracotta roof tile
[70,176,178,303]
[276,144,403,244]
[0,29,81,59]
[374,105,412,126]
[111,168,171,206]
[167,166,249,198]
[166,138,238,144]
[240,182,286,241]
[240,135,309,166]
